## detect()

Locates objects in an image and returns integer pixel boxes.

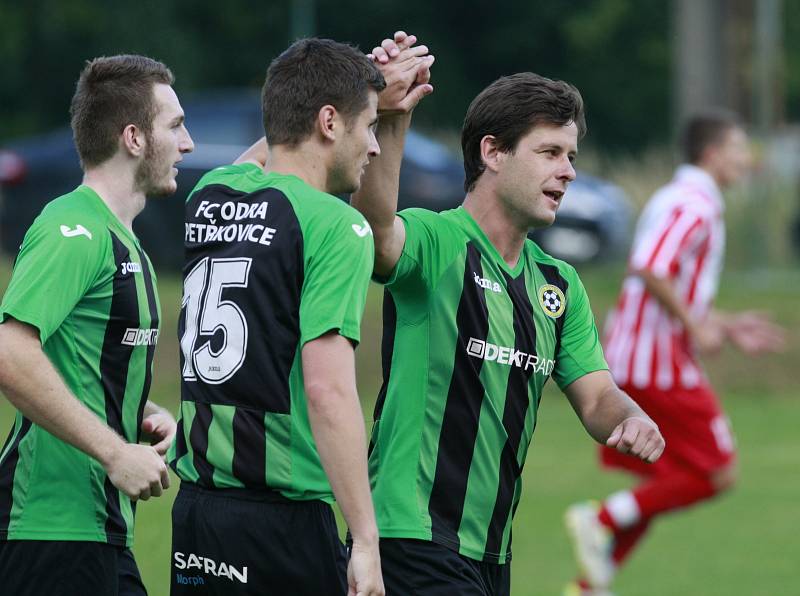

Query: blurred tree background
[2,0,799,153]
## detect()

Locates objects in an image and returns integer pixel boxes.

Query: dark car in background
[0,89,630,268]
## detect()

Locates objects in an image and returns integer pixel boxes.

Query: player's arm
[0,318,170,500]
[350,31,434,278]
[564,370,665,463]
[634,267,725,354]
[140,400,177,456]
[722,310,786,355]
[302,332,383,596]
[233,137,269,167]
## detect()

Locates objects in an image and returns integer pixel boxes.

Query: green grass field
[1,260,798,595]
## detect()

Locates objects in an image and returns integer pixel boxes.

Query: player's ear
[480,135,505,174]
[317,105,338,142]
[121,124,146,158]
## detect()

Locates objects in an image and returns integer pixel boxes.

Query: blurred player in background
[0,55,191,595]
[565,110,786,595]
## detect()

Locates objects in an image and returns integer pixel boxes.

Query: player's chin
[148,180,178,198]
[332,179,360,196]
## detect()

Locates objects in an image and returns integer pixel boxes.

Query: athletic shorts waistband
[178,481,295,504]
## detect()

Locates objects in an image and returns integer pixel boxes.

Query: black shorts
[379,538,510,596]
[0,539,145,596]
[171,482,347,596]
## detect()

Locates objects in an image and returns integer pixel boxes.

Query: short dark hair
[461,73,586,192]
[681,109,742,164]
[70,55,174,168]
[262,38,386,147]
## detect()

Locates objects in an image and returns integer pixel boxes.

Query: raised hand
[369,31,434,115]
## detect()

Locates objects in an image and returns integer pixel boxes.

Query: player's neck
[695,161,727,191]
[265,144,330,194]
[463,189,526,269]
[82,165,145,232]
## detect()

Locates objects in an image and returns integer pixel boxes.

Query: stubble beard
[134,134,175,198]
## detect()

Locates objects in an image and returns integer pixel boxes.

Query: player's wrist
[377,111,412,128]
[97,434,127,470]
[349,527,380,548]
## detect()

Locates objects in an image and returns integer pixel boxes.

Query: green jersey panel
[369,207,607,563]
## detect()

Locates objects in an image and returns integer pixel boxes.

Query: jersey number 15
[180,257,253,384]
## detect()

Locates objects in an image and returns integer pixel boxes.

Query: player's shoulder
[650,180,717,219]
[275,176,359,223]
[190,162,265,199]
[525,239,582,283]
[399,206,464,237]
[29,186,111,250]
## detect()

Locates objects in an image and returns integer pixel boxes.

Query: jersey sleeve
[381,208,446,293]
[298,209,375,346]
[630,207,709,279]
[0,214,106,343]
[552,271,609,390]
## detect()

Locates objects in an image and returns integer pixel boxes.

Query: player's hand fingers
[370,46,389,63]
[138,485,151,501]
[395,45,431,68]
[381,38,400,58]
[394,31,416,50]
[160,463,171,489]
[150,479,163,498]
[616,423,641,453]
[151,435,172,456]
[397,83,434,113]
[635,436,658,461]
[646,438,666,463]
[141,417,154,435]
[606,422,624,448]
[416,59,433,85]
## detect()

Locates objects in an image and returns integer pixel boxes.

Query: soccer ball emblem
[543,290,560,312]
[539,284,565,318]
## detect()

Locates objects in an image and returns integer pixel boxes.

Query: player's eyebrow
[536,142,578,157]
[170,114,186,126]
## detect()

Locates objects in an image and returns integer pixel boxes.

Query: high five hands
[368,31,435,115]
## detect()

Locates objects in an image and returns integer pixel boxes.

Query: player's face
[135,83,194,197]
[329,90,380,195]
[712,126,751,189]
[494,122,578,230]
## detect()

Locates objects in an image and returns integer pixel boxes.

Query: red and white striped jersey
[604,165,725,390]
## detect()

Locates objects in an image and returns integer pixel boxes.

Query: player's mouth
[543,190,564,204]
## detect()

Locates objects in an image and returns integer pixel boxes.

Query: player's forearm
[351,114,410,273]
[565,371,651,443]
[306,388,379,545]
[0,322,126,466]
[636,268,696,330]
[582,387,649,443]
[233,137,269,167]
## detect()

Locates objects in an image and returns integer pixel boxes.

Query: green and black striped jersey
[168,163,374,502]
[0,186,160,547]
[369,207,608,563]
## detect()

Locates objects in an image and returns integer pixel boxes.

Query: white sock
[605,490,640,529]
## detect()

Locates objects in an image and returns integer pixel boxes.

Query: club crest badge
[538,284,566,318]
